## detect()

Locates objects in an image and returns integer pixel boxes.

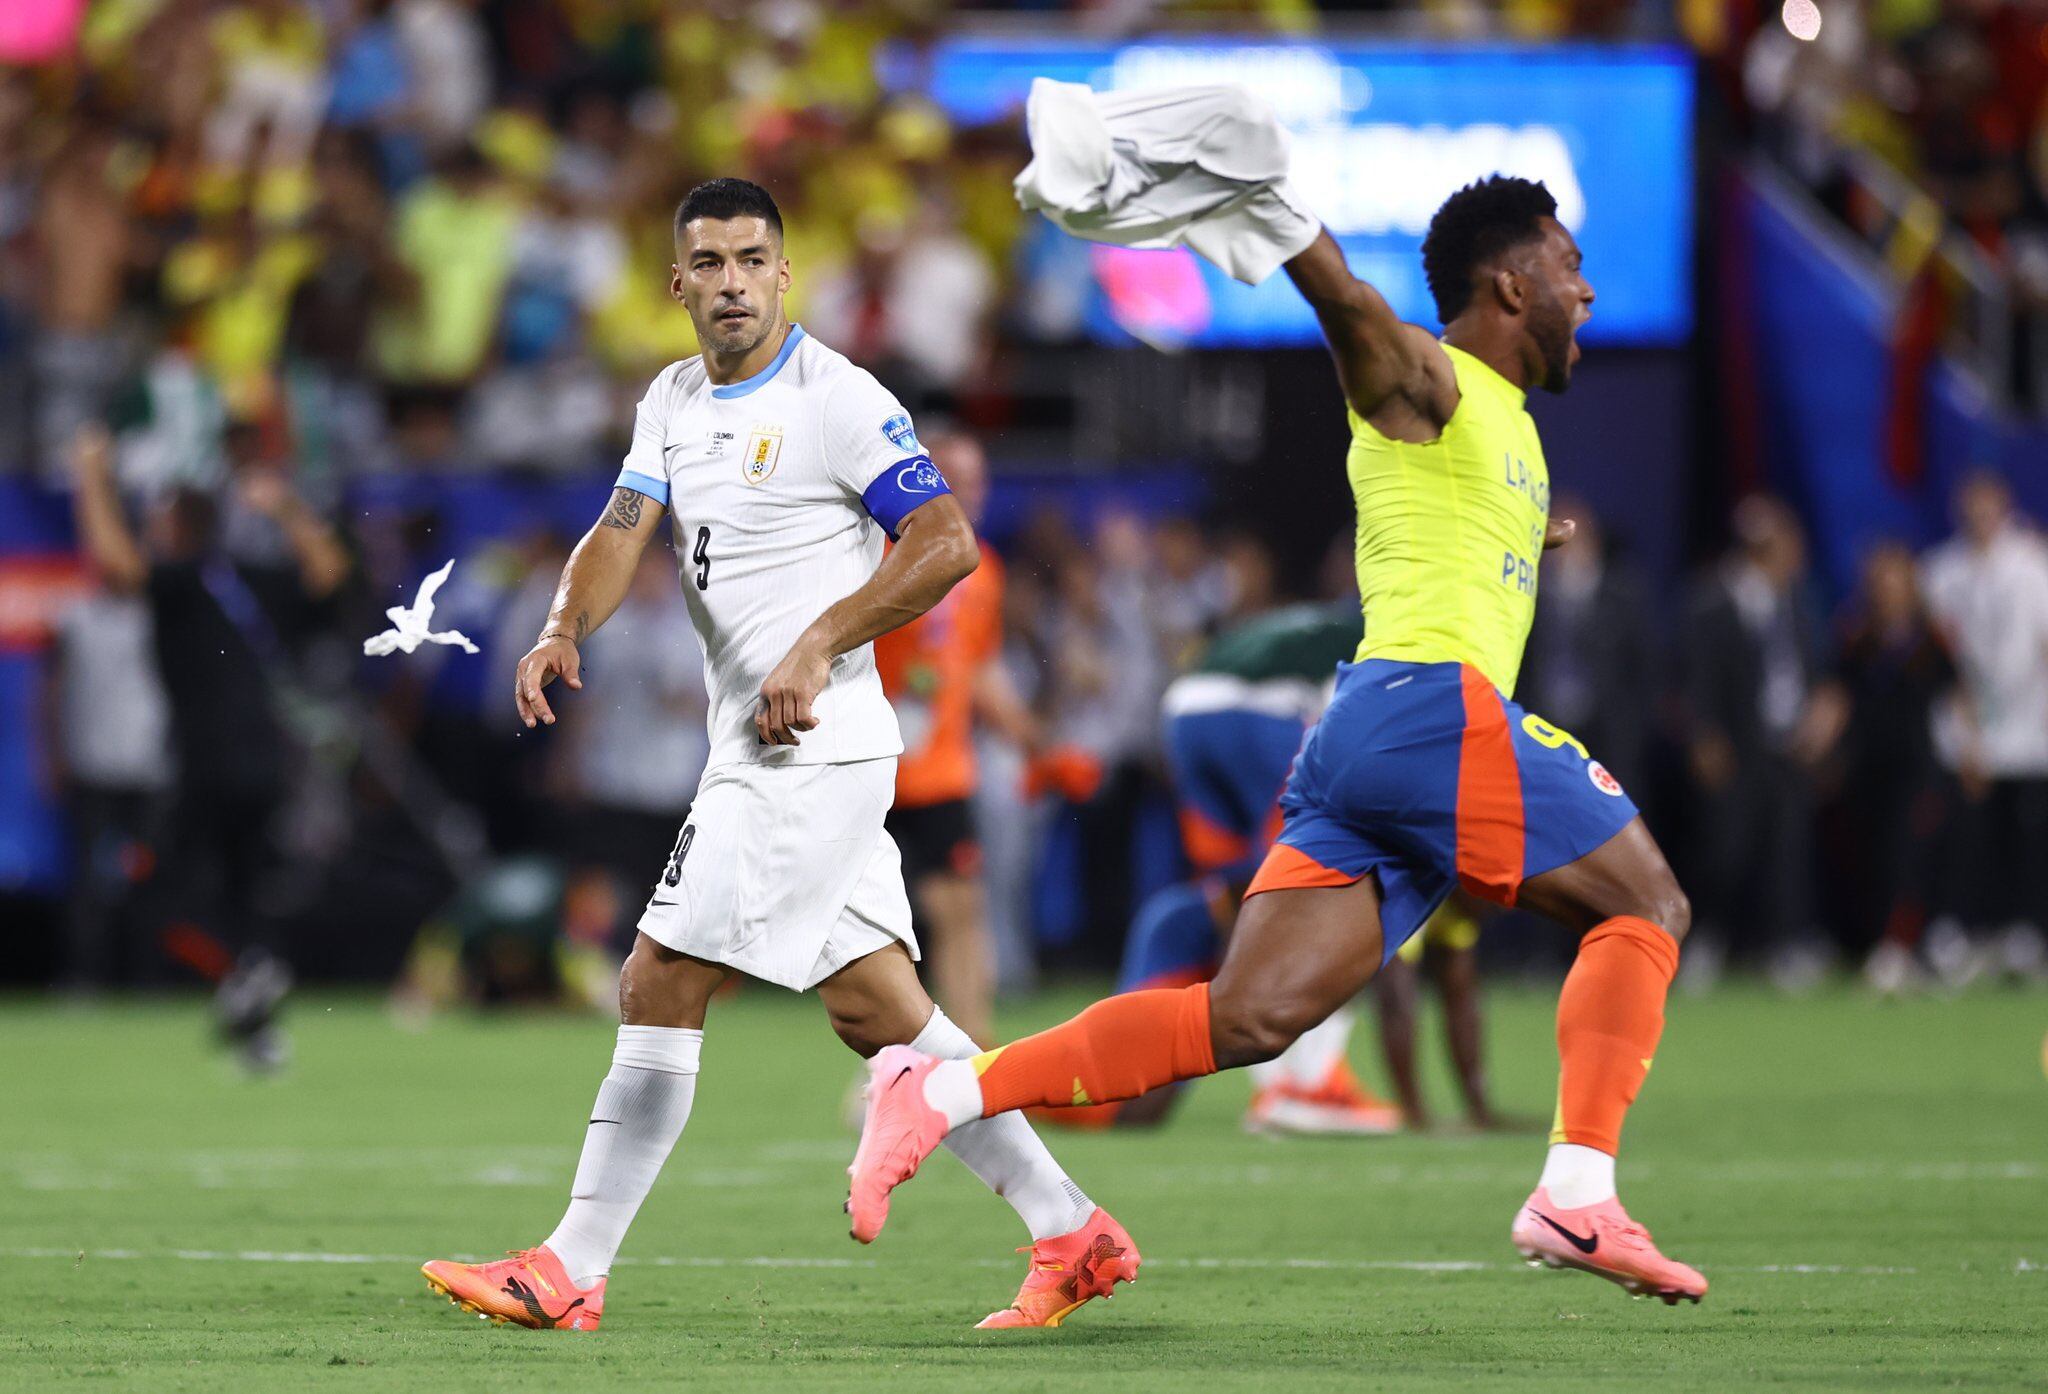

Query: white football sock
[1247,1005,1354,1090]
[1538,1142,1617,1209]
[921,1056,987,1130]
[912,1008,1094,1240]
[1245,1056,1286,1088]
[543,1024,701,1285]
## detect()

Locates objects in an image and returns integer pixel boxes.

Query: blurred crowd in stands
[0,0,1051,489]
[1665,477,2047,993]
[11,0,2048,485]
[5,1,2047,1010]
[1736,0,2048,403]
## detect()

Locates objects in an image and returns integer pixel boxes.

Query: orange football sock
[974,984,1216,1117]
[1551,915,1680,1156]
[1026,1101,1126,1131]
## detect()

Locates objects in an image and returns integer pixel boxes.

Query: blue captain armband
[860,455,951,538]
[614,469,670,506]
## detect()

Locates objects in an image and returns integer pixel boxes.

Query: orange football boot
[977,1208,1142,1329]
[421,1245,605,1330]
[1511,1187,1707,1305]
[1246,1058,1403,1136]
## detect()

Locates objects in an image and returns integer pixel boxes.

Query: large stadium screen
[888,38,1694,349]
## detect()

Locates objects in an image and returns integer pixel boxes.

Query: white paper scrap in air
[363,559,478,657]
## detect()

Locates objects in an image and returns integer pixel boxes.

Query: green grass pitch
[4,983,2045,1391]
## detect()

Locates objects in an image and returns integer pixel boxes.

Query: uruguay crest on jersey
[743,426,783,484]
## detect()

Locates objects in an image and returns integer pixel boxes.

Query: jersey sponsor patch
[881,413,920,455]
[742,426,783,484]
[1588,761,1624,797]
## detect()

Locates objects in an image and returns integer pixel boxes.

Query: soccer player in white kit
[421,180,1138,1332]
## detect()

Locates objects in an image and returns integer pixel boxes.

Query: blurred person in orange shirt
[873,428,1036,1046]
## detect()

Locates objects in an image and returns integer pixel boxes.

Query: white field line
[0,1246,1940,1276]
[5,1149,2041,1191]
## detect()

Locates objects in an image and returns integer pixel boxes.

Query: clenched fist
[756,638,831,747]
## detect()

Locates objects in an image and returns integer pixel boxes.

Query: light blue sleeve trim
[709,323,806,399]
[860,455,952,539]
[615,469,670,505]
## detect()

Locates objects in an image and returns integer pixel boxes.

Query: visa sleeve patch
[859,454,951,538]
[881,413,921,455]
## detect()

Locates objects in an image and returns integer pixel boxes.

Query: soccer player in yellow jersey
[849,177,1707,1306]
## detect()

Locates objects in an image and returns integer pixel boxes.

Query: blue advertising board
[886,38,1694,348]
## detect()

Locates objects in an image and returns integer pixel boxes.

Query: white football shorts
[635,756,917,992]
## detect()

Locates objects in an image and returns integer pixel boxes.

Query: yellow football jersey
[1346,342,1551,697]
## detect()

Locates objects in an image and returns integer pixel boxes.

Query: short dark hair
[162,485,220,550]
[1420,176,1559,323]
[673,178,783,241]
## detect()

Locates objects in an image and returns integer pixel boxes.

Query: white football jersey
[614,325,950,772]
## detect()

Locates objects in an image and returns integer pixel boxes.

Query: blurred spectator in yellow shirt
[375,148,523,385]
[207,0,330,170]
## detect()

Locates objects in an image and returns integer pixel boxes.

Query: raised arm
[237,469,352,600]
[973,654,1043,753]
[68,425,148,594]
[756,494,979,748]
[968,560,1043,752]
[514,485,667,729]
[1284,229,1457,438]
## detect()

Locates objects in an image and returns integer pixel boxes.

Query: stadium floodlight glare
[1782,0,1824,42]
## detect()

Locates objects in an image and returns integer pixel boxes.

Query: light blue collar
[710,323,805,399]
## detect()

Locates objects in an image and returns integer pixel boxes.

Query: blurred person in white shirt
[556,550,710,890]
[48,589,173,989]
[1920,471,2048,982]
[803,197,994,400]
[393,0,489,155]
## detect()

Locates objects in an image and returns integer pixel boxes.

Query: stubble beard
[1531,296,1575,395]
[699,300,780,359]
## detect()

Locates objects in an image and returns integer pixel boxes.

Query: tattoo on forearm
[572,611,589,643]
[600,487,643,530]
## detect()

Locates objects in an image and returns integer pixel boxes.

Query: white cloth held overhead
[1013,78,1321,286]
[363,558,479,656]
